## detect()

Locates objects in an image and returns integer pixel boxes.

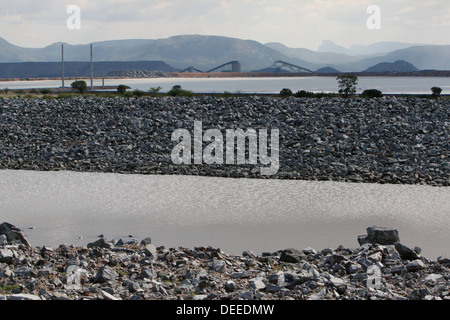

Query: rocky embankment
[0,223,449,300]
[0,96,448,186]
[105,70,173,78]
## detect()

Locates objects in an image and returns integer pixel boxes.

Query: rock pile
[105,70,173,78]
[1,223,449,300]
[0,96,448,186]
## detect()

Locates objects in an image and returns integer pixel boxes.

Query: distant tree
[71,80,87,94]
[117,84,130,94]
[431,86,442,98]
[149,86,162,94]
[279,88,293,97]
[337,75,358,98]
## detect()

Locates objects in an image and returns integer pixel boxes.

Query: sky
[0,0,449,50]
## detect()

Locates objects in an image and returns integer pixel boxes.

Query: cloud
[0,0,448,50]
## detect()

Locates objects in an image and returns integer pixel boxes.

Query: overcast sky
[1,0,449,50]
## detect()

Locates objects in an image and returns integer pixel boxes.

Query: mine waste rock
[0,222,30,247]
[357,226,400,246]
[1,224,449,300]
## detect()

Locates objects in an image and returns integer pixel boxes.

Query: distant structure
[61,44,64,88]
[179,66,204,73]
[207,61,241,73]
[271,60,313,73]
[90,44,94,90]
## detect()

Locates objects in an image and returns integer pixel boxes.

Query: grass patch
[40,89,52,94]
[0,284,21,294]
[56,92,80,99]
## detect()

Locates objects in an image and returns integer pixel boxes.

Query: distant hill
[318,40,427,56]
[265,42,359,66]
[316,67,341,73]
[338,45,450,71]
[267,41,450,72]
[364,60,418,73]
[0,35,448,77]
[0,35,313,73]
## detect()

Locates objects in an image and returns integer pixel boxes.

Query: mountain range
[317,40,427,56]
[0,35,449,76]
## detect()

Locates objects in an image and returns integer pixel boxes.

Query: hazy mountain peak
[318,40,429,56]
[318,40,349,54]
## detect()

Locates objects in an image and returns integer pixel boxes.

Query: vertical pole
[75,71,78,82]
[90,43,93,90]
[62,44,65,88]
[102,71,104,89]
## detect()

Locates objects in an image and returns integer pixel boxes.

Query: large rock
[87,238,114,249]
[0,222,30,246]
[279,248,306,263]
[358,226,399,245]
[5,294,41,300]
[94,266,118,284]
[0,248,14,263]
[394,242,421,260]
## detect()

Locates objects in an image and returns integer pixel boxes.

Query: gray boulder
[394,242,421,260]
[280,248,306,263]
[406,259,426,272]
[0,248,14,263]
[0,222,30,246]
[5,294,41,300]
[94,266,118,284]
[87,238,114,249]
[358,226,399,246]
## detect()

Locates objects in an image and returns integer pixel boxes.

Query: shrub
[431,86,442,98]
[133,89,146,97]
[117,85,130,94]
[71,80,87,94]
[362,89,383,98]
[29,89,38,94]
[279,88,293,97]
[123,91,134,98]
[294,90,314,98]
[167,86,194,97]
